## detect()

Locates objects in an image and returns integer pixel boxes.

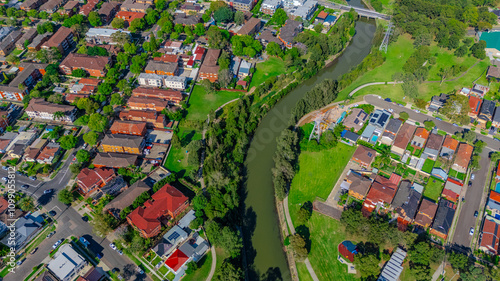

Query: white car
[469,227,474,236]
[52,239,63,249]
[109,243,117,250]
[1,177,7,182]
[471,174,475,180]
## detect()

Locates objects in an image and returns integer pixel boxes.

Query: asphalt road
[6,141,151,281]
[364,95,496,249]
[451,148,490,250]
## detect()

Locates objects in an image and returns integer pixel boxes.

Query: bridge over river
[318,0,391,20]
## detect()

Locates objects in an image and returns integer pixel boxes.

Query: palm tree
[18,197,35,212]
[53,111,65,121]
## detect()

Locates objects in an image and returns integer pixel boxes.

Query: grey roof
[431,168,448,181]
[279,19,302,44]
[93,152,138,168]
[488,197,500,212]
[343,131,359,142]
[392,180,412,208]
[47,244,86,281]
[153,240,173,257]
[238,60,252,75]
[100,175,127,196]
[493,106,500,123]
[360,124,376,140]
[178,234,209,261]
[101,134,144,149]
[479,99,496,120]
[145,61,178,74]
[0,132,18,140]
[104,180,150,216]
[384,118,402,134]
[377,248,407,281]
[432,199,456,235]
[412,183,424,194]
[0,216,42,251]
[86,28,130,38]
[444,180,462,195]
[178,210,196,229]
[164,225,188,246]
[369,109,391,129]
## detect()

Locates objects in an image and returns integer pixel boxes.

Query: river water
[241,12,377,281]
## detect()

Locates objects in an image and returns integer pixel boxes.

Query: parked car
[44,189,53,194]
[117,250,123,255]
[436,117,442,121]
[52,239,63,249]
[452,123,459,127]
[471,174,475,180]
[29,176,36,180]
[136,267,145,275]
[1,177,7,182]
[30,248,37,255]
[415,109,420,113]
[2,166,8,170]
[21,185,29,189]
[109,243,117,250]
[80,237,90,247]
[474,211,478,217]
[468,181,472,187]
[469,227,474,236]
[16,259,24,265]
[47,231,55,238]
[48,210,56,216]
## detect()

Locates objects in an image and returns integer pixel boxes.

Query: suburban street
[364,95,495,251]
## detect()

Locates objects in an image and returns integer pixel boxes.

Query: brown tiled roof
[145,61,178,73]
[414,198,438,227]
[352,145,376,165]
[26,98,75,114]
[80,0,99,16]
[110,120,146,135]
[442,135,459,151]
[36,143,60,162]
[60,53,110,72]
[393,123,416,149]
[469,96,482,115]
[42,26,73,48]
[77,168,116,194]
[153,54,179,63]
[104,180,150,214]
[238,17,261,35]
[346,171,372,197]
[93,152,138,168]
[99,1,121,16]
[101,134,144,148]
[365,175,398,205]
[414,127,430,139]
[199,49,220,75]
[127,96,170,111]
[78,78,101,86]
[259,29,283,46]
[488,65,500,79]
[132,87,183,102]
[454,143,473,169]
[425,133,444,151]
[63,0,79,11]
[119,109,157,121]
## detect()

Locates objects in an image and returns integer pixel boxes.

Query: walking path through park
[283,196,320,281]
[206,246,217,281]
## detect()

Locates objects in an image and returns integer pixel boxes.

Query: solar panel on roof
[168,232,180,241]
[368,152,372,157]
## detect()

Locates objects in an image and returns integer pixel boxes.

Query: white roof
[86,28,130,37]
[47,244,86,280]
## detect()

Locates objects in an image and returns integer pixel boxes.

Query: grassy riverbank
[335,34,485,103]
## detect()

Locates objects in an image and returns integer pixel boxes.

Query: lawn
[249,57,286,89]
[288,140,357,281]
[335,34,485,103]
[158,266,169,276]
[448,169,466,181]
[166,272,175,281]
[424,178,445,202]
[421,159,435,174]
[296,262,314,281]
[182,250,213,281]
[186,85,242,121]
[164,124,202,176]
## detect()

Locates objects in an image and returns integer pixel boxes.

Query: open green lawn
[424,178,445,202]
[336,34,485,103]
[448,169,466,181]
[421,159,435,174]
[249,57,286,89]
[166,272,175,281]
[296,262,314,281]
[186,86,242,121]
[164,124,202,176]
[182,250,213,281]
[288,140,356,281]
[158,266,169,276]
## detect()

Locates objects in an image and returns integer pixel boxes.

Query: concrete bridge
[318,1,391,20]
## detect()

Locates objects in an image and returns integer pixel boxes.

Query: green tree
[213,261,243,281]
[110,93,124,105]
[18,197,35,212]
[88,113,108,132]
[90,213,114,237]
[234,11,245,25]
[288,234,308,261]
[194,23,205,36]
[88,11,102,27]
[76,150,90,163]
[266,41,284,57]
[218,227,243,258]
[58,188,75,205]
[71,69,88,77]
[111,18,125,29]
[270,8,288,26]
[83,131,99,146]
[353,253,381,279]
[58,135,77,150]
[129,18,145,32]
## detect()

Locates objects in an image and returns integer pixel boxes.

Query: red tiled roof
[454,143,473,170]
[127,183,188,236]
[80,0,99,16]
[442,188,459,202]
[116,11,145,22]
[79,78,101,86]
[132,87,183,102]
[389,173,402,186]
[480,216,500,254]
[442,135,459,150]
[165,249,189,272]
[153,54,178,63]
[364,175,398,205]
[469,96,482,115]
[77,168,115,194]
[414,127,430,139]
[490,190,500,203]
[0,197,8,214]
[497,161,500,177]
[109,120,146,135]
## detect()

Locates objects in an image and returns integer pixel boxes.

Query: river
[241,12,377,281]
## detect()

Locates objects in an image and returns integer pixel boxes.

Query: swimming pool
[371,135,378,143]
[495,182,500,193]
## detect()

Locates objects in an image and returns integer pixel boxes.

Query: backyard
[424,178,445,202]
[186,86,242,121]
[421,159,435,174]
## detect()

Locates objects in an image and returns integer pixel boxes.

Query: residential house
[394,181,422,224]
[472,84,489,98]
[79,0,99,16]
[411,128,430,151]
[16,28,37,50]
[104,180,150,218]
[153,225,188,257]
[380,118,402,145]
[422,133,444,161]
[20,0,45,10]
[60,53,111,77]
[487,65,500,81]
[237,17,261,36]
[469,95,482,118]
[137,73,187,90]
[278,20,302,48]
[259,29,284,47]
[323,15,337,26]
[238,60,252,78]
[452,143,473,174]
[492,106,500,127]
[362,174,401,214]
[378,248,407,281]
[260,0,281,15]
[69,84,95,95]
[76,168,116,196]
[342,170,373,201]
[85,28,131,45]
[36,142,61,164]
[173,13,201,25]
[109,120,147,136]
[24,138,47,162]
[479,215,500,255]
[119,109,166,128]
[100,134,145,154]
[361,109,391,145]
[442,178,462,203]
[41,27,74,53]
[127,183,188,238]
[40,0,67,13]
[0,85,26,102]
[28,33,52,51]
[178,233,209,262]
[0,132,18,153]
[316,11,328,22]
[428,93,449,112]
[179,4,201,13]
[199,49,221,82]
[0,216,42,251]
[153,54,179,63]
[478,99,496,125]
[47,244,87,281]
[127,96,170,112]
[289,0,317,20]
[165,249,190,274]
[440,135,459,160]
[342,108,368,132]
[341,130,359,144]
[486,190,500,219]
[115,11,146,24]
[98,1,121,24]
[227,0,254,11]
[338,241,358,263]
[145,61,178,76]
[351,145,376,168]
[132,87,183,105]
[25,98,76,122]
[0,30,23,56]
[414,198,438,228]
[60,1,79,16]
[120,0,151,12]
[93,152,138,169]
[430,199,456,240]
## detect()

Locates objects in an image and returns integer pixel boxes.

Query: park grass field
[249,57,286,89]
[164,124,202,176]
[335,34,485,103]
[288,140,356,281]
[424,178,445,202]
[186,86,242,121]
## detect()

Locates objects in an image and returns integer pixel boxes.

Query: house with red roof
[441,178,462,203]
[76,168,116,197]
[452,143,473,174]
[479,215,500,255]
[338,240,358,262]
[127,183,188,238]
[362,174,399,215]
[469,96,482,118]
[165,249,189,274]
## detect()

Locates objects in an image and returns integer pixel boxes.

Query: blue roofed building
[431,168,448,181]
[324,15,337,26]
